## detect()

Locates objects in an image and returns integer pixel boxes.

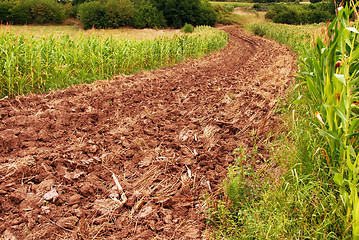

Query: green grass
[247,22,326,52]
[0,26,228,98]
[207,5,358,240]
[210,1,254,10]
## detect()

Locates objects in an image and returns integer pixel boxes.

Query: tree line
[0,0,217,29]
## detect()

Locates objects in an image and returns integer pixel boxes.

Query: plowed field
[0,26,296,239]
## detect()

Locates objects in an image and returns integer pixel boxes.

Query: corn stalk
[299,3,359,238]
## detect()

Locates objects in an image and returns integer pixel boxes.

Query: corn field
[0,26,228,98]
[299,4,359,239]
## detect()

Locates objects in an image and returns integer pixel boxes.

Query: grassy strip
[247,22,325,52]
[210,1,254,11]
[0,26,228,98]
[207,16,354,240]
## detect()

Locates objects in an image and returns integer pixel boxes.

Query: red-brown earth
[0,26,296,239]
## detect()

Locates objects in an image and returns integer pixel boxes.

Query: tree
[151,0,216,28]
[106,0,134,27]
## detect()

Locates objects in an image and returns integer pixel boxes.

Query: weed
[181,23,194,34]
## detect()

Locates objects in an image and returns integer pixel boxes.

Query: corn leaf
[346,27,359,34]
[318,129,340,140]
[334,173,344,186]
[335,74,346,86]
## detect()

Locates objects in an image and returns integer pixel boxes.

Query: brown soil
[0,26,296,239]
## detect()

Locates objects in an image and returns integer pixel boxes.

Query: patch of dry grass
[0,24,182,40]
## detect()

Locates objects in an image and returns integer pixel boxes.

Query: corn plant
[299,3,359,238]
[0,26,228,98]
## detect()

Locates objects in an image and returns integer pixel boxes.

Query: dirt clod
[57,216,79,230]
[0,26,296,239]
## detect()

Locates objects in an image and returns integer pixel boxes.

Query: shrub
[152,0,216,28]
[132,0,166,29]
[273,9,300,24]
[78,1,108,29]
[106,0,134,28]
[252,25,265,37]
[30,0,66,24]
[196,0,217,26]
[214,5,241,25]
[266,3,334,25]
[67,4,78,18]
[10,0,33,24]
[0,1,14,24]
[181,23,194,33]
[1,0,66,25]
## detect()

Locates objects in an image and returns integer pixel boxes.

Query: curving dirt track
[0,26,296,239]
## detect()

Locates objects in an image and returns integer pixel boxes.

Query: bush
[0,1,14,24]
[106,0,134,28]
[0,0,66,25]
[132,0,166,29]
[30,0,67,24]
[252,25,265,37]
[273,9,300,24]
[214,5,242,25]
[181,23,194,33]
[196,0,217,26]
[78,1,108,29]
[152,0,217,28]
[265,3,334,25]
[10,0,33,24]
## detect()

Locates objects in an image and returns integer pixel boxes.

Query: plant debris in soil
[0,25,297,239]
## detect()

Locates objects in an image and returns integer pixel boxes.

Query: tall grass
[0,26,228,98]
[247,22,325,52]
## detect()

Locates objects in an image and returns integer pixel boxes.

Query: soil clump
[0,26,296,239]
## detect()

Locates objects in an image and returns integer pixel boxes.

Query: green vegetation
[0,0,217,29]
[207,3,359,240]
[0,26,228,98]
[264,2,335,24]
[210,2,254,11]
[181,23,195,33]
[299,5,359,237]
[248,22,322,52]
[213,4,244,25]
[131,0,167,29]
[0,0,68,24]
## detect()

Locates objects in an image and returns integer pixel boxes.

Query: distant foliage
[265,2,335,24]
[0,1,14,24]
[151,0,217,28]
[214,4,242,25]
[0,0,67,25]
[197,0,217,26]
[253,0,294,3]
[30,0,67,24]
[106,0,134,28]
[78,1,108,29]
[181,23,194,33]
[0,0,219,29]
[132,0,166,28]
